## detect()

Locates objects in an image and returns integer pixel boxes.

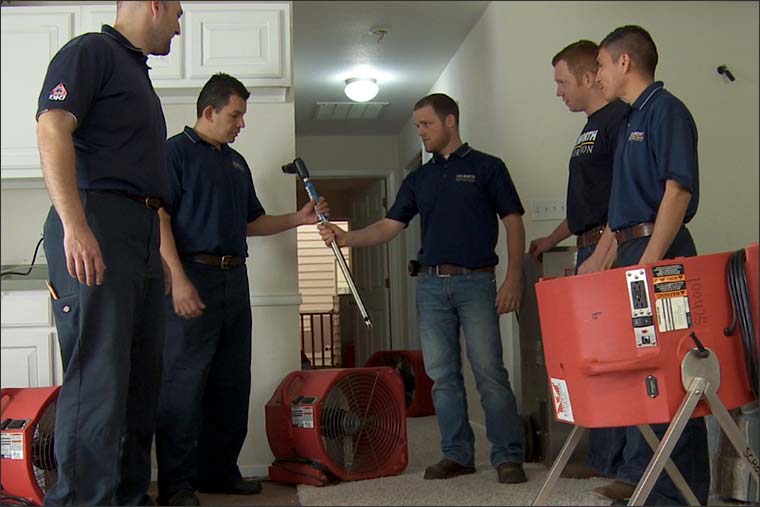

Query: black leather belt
[185,254,245,270]
[615,222,655,244]
[576,226,605,249]
[420,264,495,277]
[105,190,163,211]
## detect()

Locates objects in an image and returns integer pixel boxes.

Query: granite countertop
[0,264,49,291]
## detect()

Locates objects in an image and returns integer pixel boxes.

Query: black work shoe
[198,478,263,495]
[497,462,527,484]
[592,480,636,501]
[423,458,476,480]
[157,490,201,507]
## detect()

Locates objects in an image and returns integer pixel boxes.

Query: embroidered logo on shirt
[455,174,476,183]
[628,131,645,142]
[232,160,246,172]
[48,83,68,101]
[571,129,597,157]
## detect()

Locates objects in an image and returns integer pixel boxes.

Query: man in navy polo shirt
[36,2,182,506]
[154,73,328,507]
[592,25,708,505]
[319,93,527,485]
[529,39,628,480]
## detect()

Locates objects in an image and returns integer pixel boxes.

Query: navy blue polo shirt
[36,25,170,204]
[387,143,524,268]
[166,126,265,258]
[608,81,699,231]
[566,100,627,235]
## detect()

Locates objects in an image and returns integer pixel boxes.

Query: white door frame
[305,167,407,351]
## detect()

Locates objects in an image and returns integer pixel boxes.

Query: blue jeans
[416,271,524,468]
[575,244,627,477]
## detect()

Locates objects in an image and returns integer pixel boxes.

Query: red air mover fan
[365,350,435,417]
[1,387,60,506]
[536,245,758,429]
[265,367,408,486]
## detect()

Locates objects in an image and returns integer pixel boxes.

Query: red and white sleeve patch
[48,83,68,101]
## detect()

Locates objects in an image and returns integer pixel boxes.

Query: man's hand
[496,274,522,315]
[171,274,206,319]
[63,222,106,286]
[298,197,329,225]
[528,236,556,263]
[318,222,347,247]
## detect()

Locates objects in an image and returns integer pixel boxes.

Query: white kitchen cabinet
[1,2,291,179]
[1,290,59,388]
[80,4,185,82]
[0,7,79,179]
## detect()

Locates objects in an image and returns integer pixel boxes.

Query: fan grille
[319,371,403,477]
[32,399,57,492]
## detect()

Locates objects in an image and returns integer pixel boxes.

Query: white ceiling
[292,1,490,136]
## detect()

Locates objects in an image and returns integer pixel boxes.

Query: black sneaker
[197,478,263,495]
[423,459,476,480]
[157,490,201,506]
[497,462,527,484]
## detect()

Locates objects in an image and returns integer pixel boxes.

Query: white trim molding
[250,293,302,307]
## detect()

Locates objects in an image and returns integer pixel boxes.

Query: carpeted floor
[297,416,748,506]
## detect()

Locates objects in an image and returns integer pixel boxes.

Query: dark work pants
[612,226,710,505]
[43,191,165,506]
[574,244,627,477]
[155,262,252,499]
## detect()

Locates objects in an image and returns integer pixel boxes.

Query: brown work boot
[592,480,636,500]
[497,462,527,484]
[560,462,603,479]
[423,458,476,479]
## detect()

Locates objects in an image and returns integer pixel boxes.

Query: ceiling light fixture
[344,77,379,102]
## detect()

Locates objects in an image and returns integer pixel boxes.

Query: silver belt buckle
[435,265,450,278]
[220,255,232,269]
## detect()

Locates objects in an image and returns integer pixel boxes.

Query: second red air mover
[536,246,757,428]
[365,350,435,417]
[265,367,408,486]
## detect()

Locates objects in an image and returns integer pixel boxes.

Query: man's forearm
[640,180,691,263]
[158,209,186,277]
[246,213,301,237]
[548,219,572,246]
[345,218,404,248]
[503,214,526,278]
[37,112,85,230]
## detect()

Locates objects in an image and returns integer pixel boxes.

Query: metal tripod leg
[531,425,585,506]
[628,376,706,506]
[636,424,701,505]
[703,388,760,485]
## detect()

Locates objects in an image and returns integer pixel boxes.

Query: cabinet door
[185,3,290,86]
[0,7,78,178]
[80,5,184,81]
[0,329,54,388]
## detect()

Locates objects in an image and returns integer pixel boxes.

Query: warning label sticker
[652,264,691,332]
[291,405,314,429]
[1,432,24,460]
[550,378,574,423]
[656,295,691,332]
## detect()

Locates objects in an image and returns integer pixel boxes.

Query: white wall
[398,0,759,426]
[296,135,399,173]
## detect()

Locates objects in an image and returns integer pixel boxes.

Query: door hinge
[385,277,390,289]
[382,197,387,210]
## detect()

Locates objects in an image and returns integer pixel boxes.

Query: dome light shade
[344,77,379,102]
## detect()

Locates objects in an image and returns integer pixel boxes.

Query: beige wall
[398,1,759,425]
[296,135,399,175]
